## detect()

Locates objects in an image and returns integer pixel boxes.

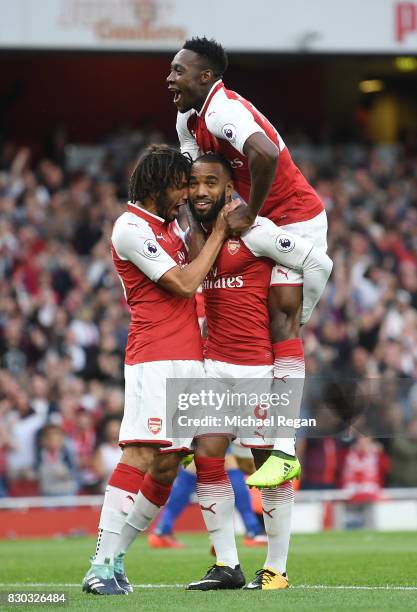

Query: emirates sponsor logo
[203,275,244,289]
[230,158,244,168]
[203,266,244,290]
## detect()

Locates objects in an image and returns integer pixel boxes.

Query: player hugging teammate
[82,36,332,595]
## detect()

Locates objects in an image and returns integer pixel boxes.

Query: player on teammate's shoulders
[184,153,332,591]
[82,145,231,595]
[167,37,329,488]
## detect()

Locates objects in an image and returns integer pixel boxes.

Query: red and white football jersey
[111,203,203,365]
[203,216,313,366]
[177,81,324,225]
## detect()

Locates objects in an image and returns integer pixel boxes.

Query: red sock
[141,473,172,507]
[95,462,145,562]
[119,473,172,535]
[108,462,145,493]
[272,338,305,379]
[194,456,229,483]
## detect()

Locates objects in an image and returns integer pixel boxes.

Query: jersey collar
[196,80,224,118]
[127,201,165,225]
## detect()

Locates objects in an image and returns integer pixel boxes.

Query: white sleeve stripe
[152,260,178,282]
[241,216,312,269]
[111,214,179,282]
[206,99,267,155]
[112,242,127,261]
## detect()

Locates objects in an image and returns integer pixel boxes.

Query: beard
[189,189,227,223]
[155,191,176,221]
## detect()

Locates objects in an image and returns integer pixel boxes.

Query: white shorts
[271,210,328,286]
[120,360,205,452]
[201,359,276,448]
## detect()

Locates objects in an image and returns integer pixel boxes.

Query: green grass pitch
[2,531,417,611]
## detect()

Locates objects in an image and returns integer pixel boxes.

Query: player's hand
[225,202,256,235]
[212,206,230,238]
[223,197,242,216]
[213,199,242,238]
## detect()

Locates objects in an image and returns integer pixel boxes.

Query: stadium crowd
[0,126,417,498]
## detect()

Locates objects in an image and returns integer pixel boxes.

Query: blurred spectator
[0,419,11,497]
[341,437,390,501]
[298,407,344,489]
[389,417,417,487]
[5,389,45,484]
[30,374,56,420]
[71,409,98,491]
[93,417,122,491]
[36,424,78,496]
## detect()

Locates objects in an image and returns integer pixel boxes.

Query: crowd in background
[0,124,417,498]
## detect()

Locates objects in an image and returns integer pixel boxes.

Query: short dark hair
[40,424,62,440]
[193,153,233,180]
[129,145,191,202]
[183,37,228,77]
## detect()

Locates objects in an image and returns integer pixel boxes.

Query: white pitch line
[0,584,182,589]
[0,583,417,591]
[294,585,417,591]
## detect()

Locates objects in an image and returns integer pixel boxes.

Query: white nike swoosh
[189,579,223,584]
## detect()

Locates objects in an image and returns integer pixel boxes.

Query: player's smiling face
[188,161,233,223]
[167,50,212,113]
[156,175,188,222]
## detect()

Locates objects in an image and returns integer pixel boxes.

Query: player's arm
[187,226,206,262]
[241,218,333,323]
[159,211,227,297]
[207,100,278,233]
[112,213,227,299]
[243,132,279,220]
[181,203,207,261]
[176,111,201,160]
[174,203,207,262]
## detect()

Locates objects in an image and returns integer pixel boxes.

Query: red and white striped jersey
[111,203,203,365]
[177,81,324,225]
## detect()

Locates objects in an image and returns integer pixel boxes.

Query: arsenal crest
[227,239,240,255]
[148,417,162,435]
